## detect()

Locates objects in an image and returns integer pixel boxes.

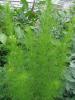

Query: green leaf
[0,33,7,44]
[21,0,28,10]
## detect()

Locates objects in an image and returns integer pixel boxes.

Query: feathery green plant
[3,0,75,100]
[23,0,75,100]
[3,2,31,100]
[4,2,14,36]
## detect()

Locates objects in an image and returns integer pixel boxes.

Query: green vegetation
[0,0,75,100]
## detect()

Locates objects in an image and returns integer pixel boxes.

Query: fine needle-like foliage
[4,2,14,36]
[2,0,75,100]
[4,2,30,100]
[23,0,75,100]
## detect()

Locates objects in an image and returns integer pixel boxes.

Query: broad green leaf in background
[0,34,7,44]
